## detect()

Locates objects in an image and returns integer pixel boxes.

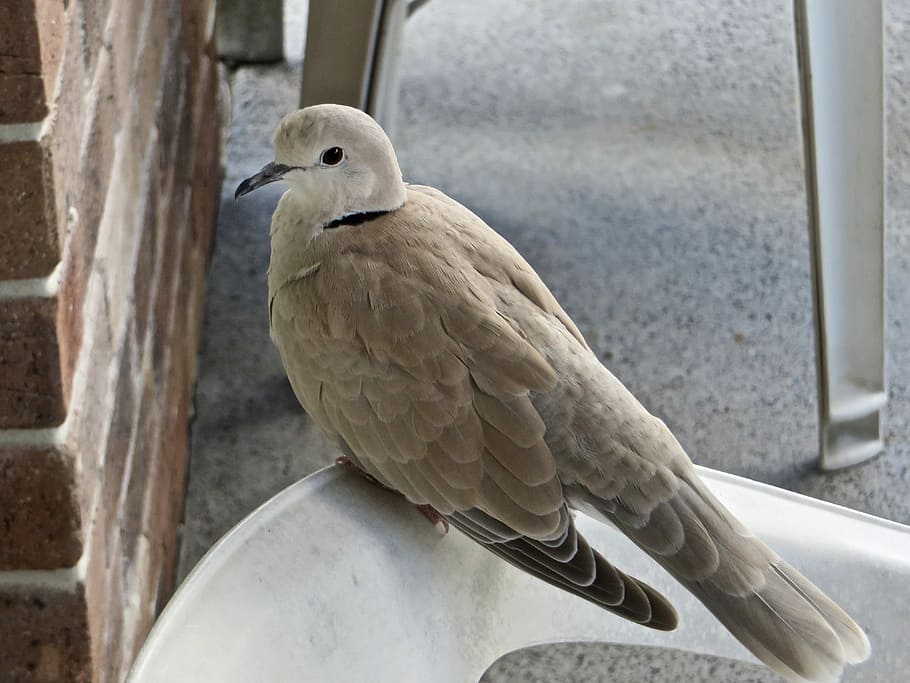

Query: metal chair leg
[365,0,409,132]
[300,0,409,132]
[793,0,886,470]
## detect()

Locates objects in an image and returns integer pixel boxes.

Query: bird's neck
[267,191,325,294]
[267,187,407,297]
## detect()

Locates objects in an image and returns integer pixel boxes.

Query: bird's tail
[687,554,870,683]
[588,470,870,683]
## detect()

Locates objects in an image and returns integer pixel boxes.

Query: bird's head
[235,104,407,226]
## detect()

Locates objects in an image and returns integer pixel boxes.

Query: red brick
[184,62,220,370]
[0,446,82,569]
[83,491,115,683]
[188,53,221,257]
[78,49,120,239]
[0,585,91,682]
[34,1,67,80]
[151,184,188,375]
[44,9,91,260]
[44,32,89,211]
[0,297,65,428]
[121,376,158,565]
[181,0,216,66]
[176,0,216,121]
[176,246,207,396]
[41,26,98,396]
[0,0,66,124]
[80,0,113,80]
[45,46,120,399]
[55,210,89,405]
[108,0,146,104]
[128,50,220,625]
[95,186,140,345]
[35,28,99,408]
[99,552,126,683]
[129,0,170,152]
[100,346,136,556]
[135,201,159,351]
[48,51,119,393]
[0,140,60,279]
[0,71,47,124]
[143,376,187,630]
[160,284,190,429]
[152,68,186,291]
[65,294,115,476]
[111,377,165,669]
[156,56,186,175]
[148,40,200,350]
[178,0,203,74]
[0,2,42,66]
[0,2,222,680]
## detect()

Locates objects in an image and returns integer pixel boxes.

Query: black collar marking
[324,210,391,230]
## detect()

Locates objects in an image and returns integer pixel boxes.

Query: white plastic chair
[127,465,909,682]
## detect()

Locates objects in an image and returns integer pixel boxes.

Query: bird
[235,104,870,683]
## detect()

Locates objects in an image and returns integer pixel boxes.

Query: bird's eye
[321,147,344,166]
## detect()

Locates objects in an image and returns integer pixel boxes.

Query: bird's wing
[408,183,591,350]
[268,187,676,629]
[510,260,872,683]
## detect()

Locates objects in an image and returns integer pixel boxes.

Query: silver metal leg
[300,0,383,111]
[300,0,409,132]
[794,0,886,470]
[366,0,409,131]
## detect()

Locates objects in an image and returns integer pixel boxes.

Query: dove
[235,104,870,683]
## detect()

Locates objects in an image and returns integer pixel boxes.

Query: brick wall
[0,1,220,680]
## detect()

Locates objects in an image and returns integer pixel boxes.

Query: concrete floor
[178,1,910,680]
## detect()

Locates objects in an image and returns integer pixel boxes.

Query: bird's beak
[234,162,299,200]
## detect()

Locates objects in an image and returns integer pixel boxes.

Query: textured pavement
[178,1,910,680]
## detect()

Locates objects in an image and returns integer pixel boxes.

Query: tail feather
[772,560,871,665]
[690,560,858,683]
[575,471,871,683]
[448,507,680,631]
[654,476,867,682]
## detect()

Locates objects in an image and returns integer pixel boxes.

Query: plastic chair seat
[128,465,909,682]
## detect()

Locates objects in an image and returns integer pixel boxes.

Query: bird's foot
[334,455,394,492]
[415,504,449,535]
[335,455,449,534]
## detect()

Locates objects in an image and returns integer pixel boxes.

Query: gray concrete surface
[486,643,775,683]
[178,0,910,680]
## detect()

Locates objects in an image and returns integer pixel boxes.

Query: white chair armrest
[128,465,909,682]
